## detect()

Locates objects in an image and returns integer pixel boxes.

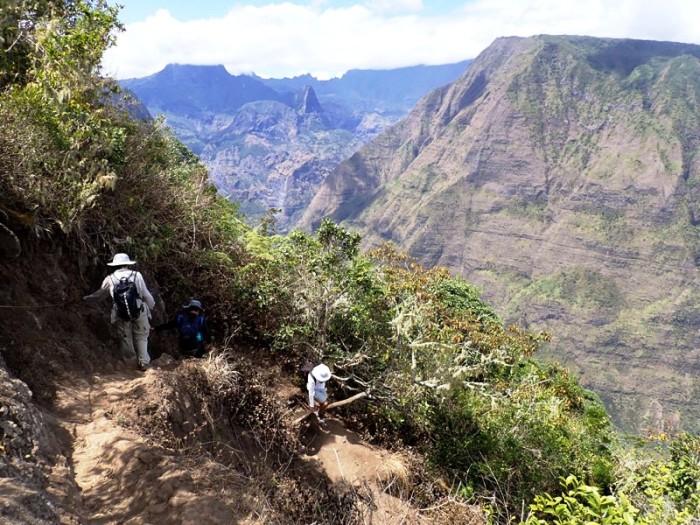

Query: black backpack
[112,272,142,321]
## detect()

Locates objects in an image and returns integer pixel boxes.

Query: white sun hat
[107,253,137,266]
[311,364,331,382]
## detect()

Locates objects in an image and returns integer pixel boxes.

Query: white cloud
[364,0,423,14]
[102,0,700,80]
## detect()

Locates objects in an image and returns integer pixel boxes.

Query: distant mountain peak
[121,64,288,114]
[296,85,323,114]
[156,63,232,83]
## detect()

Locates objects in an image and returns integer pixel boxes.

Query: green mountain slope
[299,35,700,432]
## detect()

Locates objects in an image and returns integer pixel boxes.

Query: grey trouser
[115,310,151,365]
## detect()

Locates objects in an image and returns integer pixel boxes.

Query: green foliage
[256,219,391,364]
[2,0,119,87]
[431,277,500,324]
[249,233,615,516]
[516,268,624,311]
[666,434,700,504]
[522,434,700,525]
[523,475,638,525]
[0,0,123,234]
[432,361,615,514]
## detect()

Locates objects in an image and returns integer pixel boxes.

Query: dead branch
[292,391,369,425]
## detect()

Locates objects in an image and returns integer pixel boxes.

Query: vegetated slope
[0,243,443,524]
[120,62,471,230]
[299,35,700,433]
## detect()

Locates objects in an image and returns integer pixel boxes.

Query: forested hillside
[1,2,699,524]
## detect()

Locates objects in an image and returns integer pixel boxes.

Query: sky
[102,0,700,80]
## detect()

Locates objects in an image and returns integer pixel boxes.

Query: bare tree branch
[292,391,369,425]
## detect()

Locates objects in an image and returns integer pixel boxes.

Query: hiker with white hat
[307,363,332,424]
[84,253,156,371]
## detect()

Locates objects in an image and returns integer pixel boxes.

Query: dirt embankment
[0,240,482,524]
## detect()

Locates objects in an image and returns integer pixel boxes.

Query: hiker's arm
[83,287,110,301]
[135,272,156,308]
[307,376,316,409]
[83,276,111,301]
[154,318,177,331]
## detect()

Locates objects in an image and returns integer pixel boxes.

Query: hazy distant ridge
[119,59,472,228]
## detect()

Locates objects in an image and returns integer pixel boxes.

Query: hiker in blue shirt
[155,299,211,358]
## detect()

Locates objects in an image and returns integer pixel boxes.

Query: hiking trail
[46,355,432,524]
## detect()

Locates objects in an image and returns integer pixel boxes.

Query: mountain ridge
[257,59,473,114]
[299,34,700,432]
[120,59,472,229]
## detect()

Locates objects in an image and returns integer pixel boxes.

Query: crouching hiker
[306,363,332,424]
[83,253,156,371]
[154,299,211,359]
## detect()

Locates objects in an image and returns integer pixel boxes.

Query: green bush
[522,434,700,525]
[523,475,638,525]
[431,362,614,513]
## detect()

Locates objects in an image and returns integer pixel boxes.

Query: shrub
[522,434,700,525]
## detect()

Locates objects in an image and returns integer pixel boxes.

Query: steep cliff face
[189,96,370,226]
[299,35,700,432]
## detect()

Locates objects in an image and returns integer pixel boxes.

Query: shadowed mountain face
[120,62,471,229]
[300,35,700,433]
[121,64,289,115]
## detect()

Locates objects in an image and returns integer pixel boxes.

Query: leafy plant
[522,475,638,525]
[522,434,700,525]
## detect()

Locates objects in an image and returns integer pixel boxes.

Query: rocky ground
[1,353,462,524]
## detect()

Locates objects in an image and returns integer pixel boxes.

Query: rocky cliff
[299,35,700,432]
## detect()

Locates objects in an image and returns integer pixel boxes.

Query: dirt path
[302,418,426,525]
[51,361,238,525]
[46,358,433,524]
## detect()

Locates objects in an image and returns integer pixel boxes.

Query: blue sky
[115,0,463,23]
[103,0,700,80]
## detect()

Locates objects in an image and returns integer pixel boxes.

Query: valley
[121,61,470,230]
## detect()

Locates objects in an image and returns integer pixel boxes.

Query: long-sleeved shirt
[307,373,327,408]
[156,311,211,351]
